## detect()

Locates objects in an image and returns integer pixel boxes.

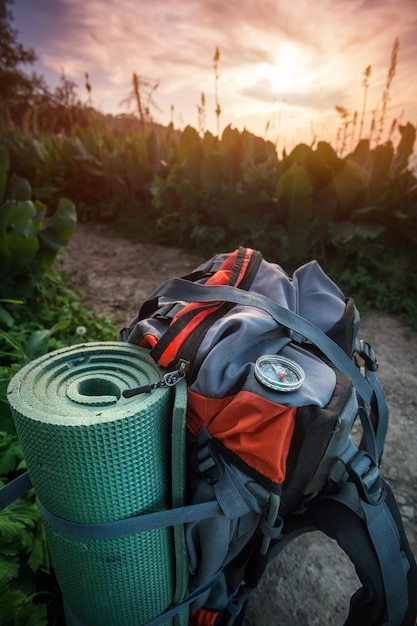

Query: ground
[59,223,417,625]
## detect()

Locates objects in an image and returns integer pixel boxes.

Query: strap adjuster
[354,339,378,371]
[197,439,224,485]
[346,450,385,505]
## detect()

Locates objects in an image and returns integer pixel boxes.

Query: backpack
[117,247,417,626]
[2,246,416,626]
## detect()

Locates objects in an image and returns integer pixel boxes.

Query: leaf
[179,126,202,162]
[0,514,27,544]
[328,221,385,244]
[0,446,21,474]
[332,160,370,215]
[276,163,313,229]
[284,143,315,170]
[315,141,341,171]
[0,145,9,200]
[351,206,383,223]
[30,138,48,162]
[390,122,416,174]
[37,197,77,269]
[147,129,161,165]
[0,576,48,625]
[200,154,222,193]
[15,599,48,626]
[6,234,39,276]
[8,233,39,267]
[24,329,51,361]
[33,201,47,232]
[9,176,32,202]
[221,125,240,153]
[0,201,15,276]
[0,579,24,618]
[0,435,23,474]
[22,318,70,361]
[0,305,14,328]
[7,200,37,235]
[0,554,19,582]
[0,500,38,558]
[27,533,46,573]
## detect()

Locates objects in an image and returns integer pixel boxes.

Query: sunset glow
[11,0,417,152]
[257,44,314,95]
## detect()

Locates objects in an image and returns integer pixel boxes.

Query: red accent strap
[157,249,254,367]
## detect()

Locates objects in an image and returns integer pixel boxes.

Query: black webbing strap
[311,479,416,626]
[64,571,224,626]
[355,339,388,462]
[37,495,222,540]
[361,498,409,625]
[0,470,32,510]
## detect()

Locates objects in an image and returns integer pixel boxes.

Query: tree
[0,0,41,125]
[34,68,92,134]
[0,1,91,133]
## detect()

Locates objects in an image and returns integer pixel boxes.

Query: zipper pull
[164,359,189,385]
[122,359,189,398]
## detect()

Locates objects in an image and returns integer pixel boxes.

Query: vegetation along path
[59,223,417,626]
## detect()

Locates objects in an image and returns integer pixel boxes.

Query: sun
[258,43,314,95]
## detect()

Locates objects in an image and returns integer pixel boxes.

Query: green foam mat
[7,342,180,626]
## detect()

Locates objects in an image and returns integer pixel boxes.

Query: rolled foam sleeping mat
[7,342,177,626]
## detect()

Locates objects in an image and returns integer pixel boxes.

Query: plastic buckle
[355,339,378,372]
[197,440,224,485]
[346,450,385,505]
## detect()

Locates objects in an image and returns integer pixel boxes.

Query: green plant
[0,433,51,626]
[0,137,117,618]
[0,145,76,300]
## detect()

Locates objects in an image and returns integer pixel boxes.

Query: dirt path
[58,223,417,625]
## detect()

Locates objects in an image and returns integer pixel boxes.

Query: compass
[254,355,305,392]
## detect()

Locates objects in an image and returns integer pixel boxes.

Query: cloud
[240,77,346,113]
[11,0,417,140]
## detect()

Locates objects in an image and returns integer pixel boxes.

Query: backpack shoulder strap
[310,477,417,626]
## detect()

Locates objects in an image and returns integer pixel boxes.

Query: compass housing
[254,355,305,392]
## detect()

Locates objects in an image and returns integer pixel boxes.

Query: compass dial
[255,355,305,392]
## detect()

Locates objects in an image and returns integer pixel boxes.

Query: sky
[11,0,417,153]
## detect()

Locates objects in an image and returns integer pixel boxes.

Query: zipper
[177,301,235,383]
[152,248,264,385]
[121,359,189,398]
[177,250,264,382]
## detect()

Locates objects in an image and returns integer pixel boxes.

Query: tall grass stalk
[375,37,399,145]
[358,65,371,142]
[197,92,206,136]
[213,47,221,138]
